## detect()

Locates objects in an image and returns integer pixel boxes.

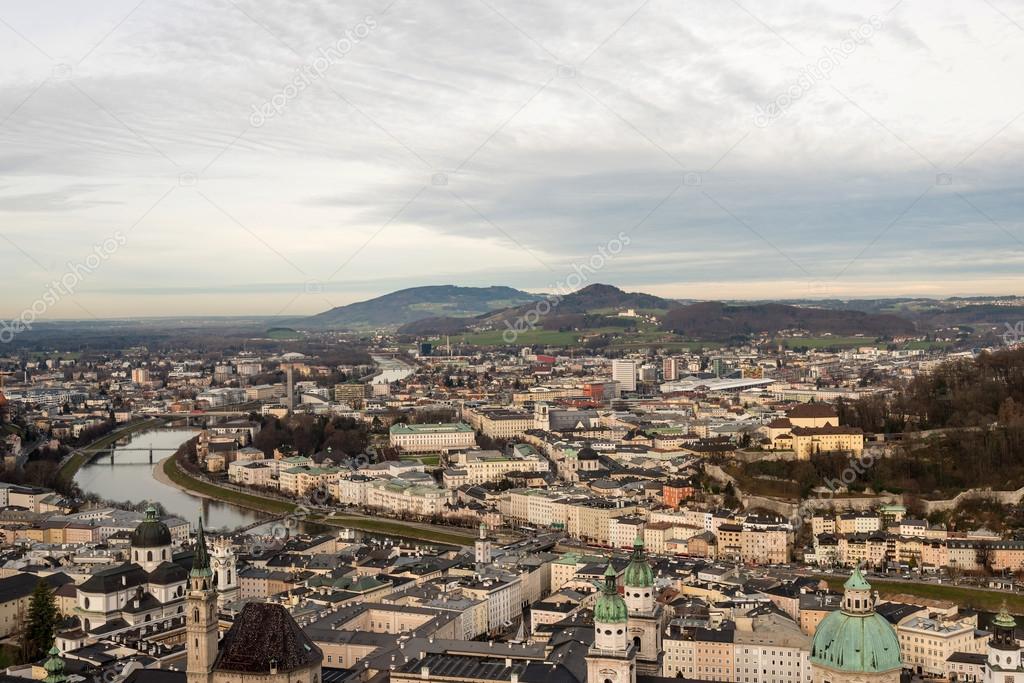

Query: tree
[23,580,59,661]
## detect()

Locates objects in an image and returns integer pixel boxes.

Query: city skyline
[2,0,1023,317]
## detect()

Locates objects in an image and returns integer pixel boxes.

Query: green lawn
[161,457,296,515]
[824,578,1024,614]
[264,327,302,340]
[402,455,440,466]
[610,336,720,351]
[780,336,879,349]
[164,458,476,544]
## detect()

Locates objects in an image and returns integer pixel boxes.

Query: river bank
[56,417,170,487]
[159,455,476,545]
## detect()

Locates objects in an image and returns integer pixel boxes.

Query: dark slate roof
[394,654,530,681]
[123,669,186,683]
[875,601,924,625]
[947,652,987,664]
[79,565,150,594]
[147,561,187,585]
[214,603,322,674]
[0,572,72,603]
[129,508,172,548]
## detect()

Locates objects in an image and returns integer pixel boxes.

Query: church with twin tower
[586,535,664,683]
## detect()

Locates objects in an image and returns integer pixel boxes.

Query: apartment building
[898,616,988,677]
[459,576,523,635]
[278,465,343,497]
[228,460,274,488]
[463,406,534,439]
[443,446,548,487]
[733,611,811,683]
[612,359,638,392]
[363,477,452,517]
[664,624,735,681]
[740,528,789,565]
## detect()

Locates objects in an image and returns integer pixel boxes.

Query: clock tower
[211,536,239,607]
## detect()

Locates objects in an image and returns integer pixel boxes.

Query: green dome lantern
[991,601,1019,651]
[594,564,628,624]
[623,534,654,588]
[810,568,902,674]
[43,647,66,683]
[994,603,1017,631]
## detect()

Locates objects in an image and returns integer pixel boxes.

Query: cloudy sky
[1,0,1023,318]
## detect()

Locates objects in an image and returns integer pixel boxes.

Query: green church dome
[811,610,902,673]
[623,535,654,588]
[810,568,901,674]
[594,564,628,624]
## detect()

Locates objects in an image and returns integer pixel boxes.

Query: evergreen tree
[23,580,59,662]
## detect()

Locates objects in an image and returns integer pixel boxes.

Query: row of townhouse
[331,474,452,518]
[811,508,945,540]
[498,488,641,545]
[663,612,812,683]
[808,531,1019,572]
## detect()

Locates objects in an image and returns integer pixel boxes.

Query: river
[74,428,271,531]
[71,426,453,547]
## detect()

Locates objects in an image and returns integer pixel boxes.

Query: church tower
[187,518,218,683]
[474,522,493,567]
[587,564,636,683]
[986,603,1023,682]
[533,402,550,431]
[211,536,239,608]
[623,535,663,674]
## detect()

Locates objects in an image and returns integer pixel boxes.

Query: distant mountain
[398,284,676,334]
[480,283,673,322]
[661,302,917,338]
[303,285,541,330]
[312,283,923,338]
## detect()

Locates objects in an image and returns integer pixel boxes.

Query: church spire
[191,516,212,578]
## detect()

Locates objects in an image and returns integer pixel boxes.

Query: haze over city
[2,0,1023,317]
